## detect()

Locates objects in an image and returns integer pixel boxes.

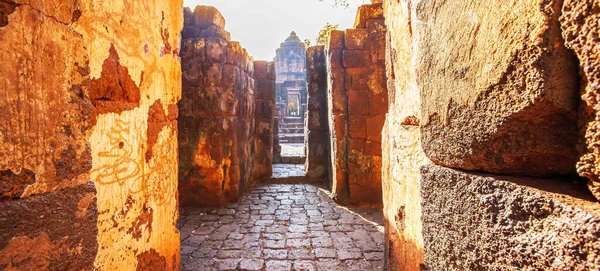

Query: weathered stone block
[345,68,370,90]
[254,61,268,79]
[343,50,369,68]
[367,68,386,95]
[200,25,231,41]
[206,37,227,63]
[182,26,201,39]
[328,69,347,114]
[332,114,348,140]
[368,85,388,115]
[347,90,369,115]
[192,5,226,30]
[307,46,327,94]
[366,19,386,33]
[561,0,600,200]
[364,140,381,156]
[345,29,369,50]
[203,63,223,87]
[327,49,343,69]
[256,79,275,100]
[308,93,327,112]
[183,6,193,25]
[349,138,365,152]
[349,115,367,139]
[366,114,385,143]
[227,42,246,66]
[417,0,580,176]
[0,4,93,198]
[306,142,328,165]
[354,3,383,29]
[307,111,328,131]
[421,163,600,270]
[328,30,345,50]
[0,183,98,270]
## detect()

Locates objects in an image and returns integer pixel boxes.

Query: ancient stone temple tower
[274,32,307,124]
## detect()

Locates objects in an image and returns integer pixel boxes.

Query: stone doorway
[271,32,309,183]
[177,4,387,271]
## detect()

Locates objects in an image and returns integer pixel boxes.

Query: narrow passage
[179,184,385,271]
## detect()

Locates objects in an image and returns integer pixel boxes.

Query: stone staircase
[278,116,305,143]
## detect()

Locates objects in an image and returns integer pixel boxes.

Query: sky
[183,0,367,61]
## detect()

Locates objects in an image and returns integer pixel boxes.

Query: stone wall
[326,3,387,205]
[381,0,428,269]
[382,0,600,270]
[253,61,277,181]
[563,0,600,200]
[305,46,330,181]
[179,6,272,207]
[0,0,183,269]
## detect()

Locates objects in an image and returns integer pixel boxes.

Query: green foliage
[316,22,339,46]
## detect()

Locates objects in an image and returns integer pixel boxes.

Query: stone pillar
[179,6,256,207]
[0,0,183,269]
[305,46,330,182]
[327,29,350,203]
[253,61,276,180]
[381,1,427,270]
[381,0,600,269]
[326,3,387,205]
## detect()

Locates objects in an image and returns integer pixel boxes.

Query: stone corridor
[179,184,385,271]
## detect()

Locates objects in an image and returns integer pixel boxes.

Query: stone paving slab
[272,164,306,179]
[179,184,385,271]
[280,143,306,158]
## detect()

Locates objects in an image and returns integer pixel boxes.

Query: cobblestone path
[179,184,385,271]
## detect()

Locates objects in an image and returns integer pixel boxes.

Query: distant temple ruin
[274,32,307,124]
[273,32,307,146]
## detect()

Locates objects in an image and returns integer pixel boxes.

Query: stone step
[279,123,304,129]
[278,134,305,143]
[269,164,306,183]
[280,128,304,133]
[282,117,304,123]
[279,156,306,164]
[279,138,305,144]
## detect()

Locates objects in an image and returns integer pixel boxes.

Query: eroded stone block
[192,5,226,30]
[0,4,93,198]
[421,163,600,270]
[354,3,384,29]
[0,183,98,270]
[345,29,369,50]
[561,0,600,200]
[417,0,580,176]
